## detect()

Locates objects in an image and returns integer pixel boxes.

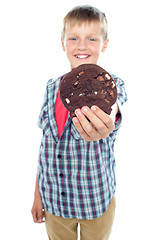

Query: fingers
[32,207,45,223]
[72,106,115,141]
[73,107,100,141]
[72,116,92,141]
[91,106,115,131]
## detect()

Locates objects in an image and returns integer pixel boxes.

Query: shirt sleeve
[37,85,49,131]
[113,75,128,131]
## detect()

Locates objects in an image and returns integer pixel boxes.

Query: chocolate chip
[78,71,84,76]
[65,98,70,104]
[97,76,104,81]
[105,73,111,79]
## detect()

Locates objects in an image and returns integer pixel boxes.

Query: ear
[61,38,65,52]
[101,39,109,53]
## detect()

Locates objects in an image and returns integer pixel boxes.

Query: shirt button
[59,173,63,177]
[61,192,65,196]
[57,154,61,158]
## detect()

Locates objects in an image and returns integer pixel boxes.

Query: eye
[89,38,95,41]
[70,37,77,41]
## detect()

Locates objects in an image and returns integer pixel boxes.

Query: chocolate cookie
[59,64,117,118]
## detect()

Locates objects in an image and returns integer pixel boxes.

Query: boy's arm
[31,176,45,223]
[72,103,118,141]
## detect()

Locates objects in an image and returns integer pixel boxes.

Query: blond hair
[61,5,108,41]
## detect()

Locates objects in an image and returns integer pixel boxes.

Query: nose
[77,39,87,50]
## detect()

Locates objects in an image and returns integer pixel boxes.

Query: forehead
[65,21,103,35]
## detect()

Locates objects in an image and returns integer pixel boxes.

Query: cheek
[66,41,76,49]
[91,43,101,53]
[65,46,74,56]
[92,48,101,57]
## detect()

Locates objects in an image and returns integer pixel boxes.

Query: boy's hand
[31,193,45,223]
[72,104,117,141]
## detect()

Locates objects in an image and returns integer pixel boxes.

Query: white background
[0,0,160,239]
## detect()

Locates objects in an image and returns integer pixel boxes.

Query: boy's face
[62,21,109,69]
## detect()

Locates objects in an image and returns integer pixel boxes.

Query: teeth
[75,55,89,59]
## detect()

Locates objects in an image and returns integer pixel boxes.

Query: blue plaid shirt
[37,73,127,220]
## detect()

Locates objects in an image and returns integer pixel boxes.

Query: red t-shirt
[55,91,69,138]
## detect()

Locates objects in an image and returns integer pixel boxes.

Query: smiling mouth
[75,55,90,59]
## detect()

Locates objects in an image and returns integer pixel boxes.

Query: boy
[32,5,127,240]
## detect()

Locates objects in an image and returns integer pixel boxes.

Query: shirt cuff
[114,99,122,130]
